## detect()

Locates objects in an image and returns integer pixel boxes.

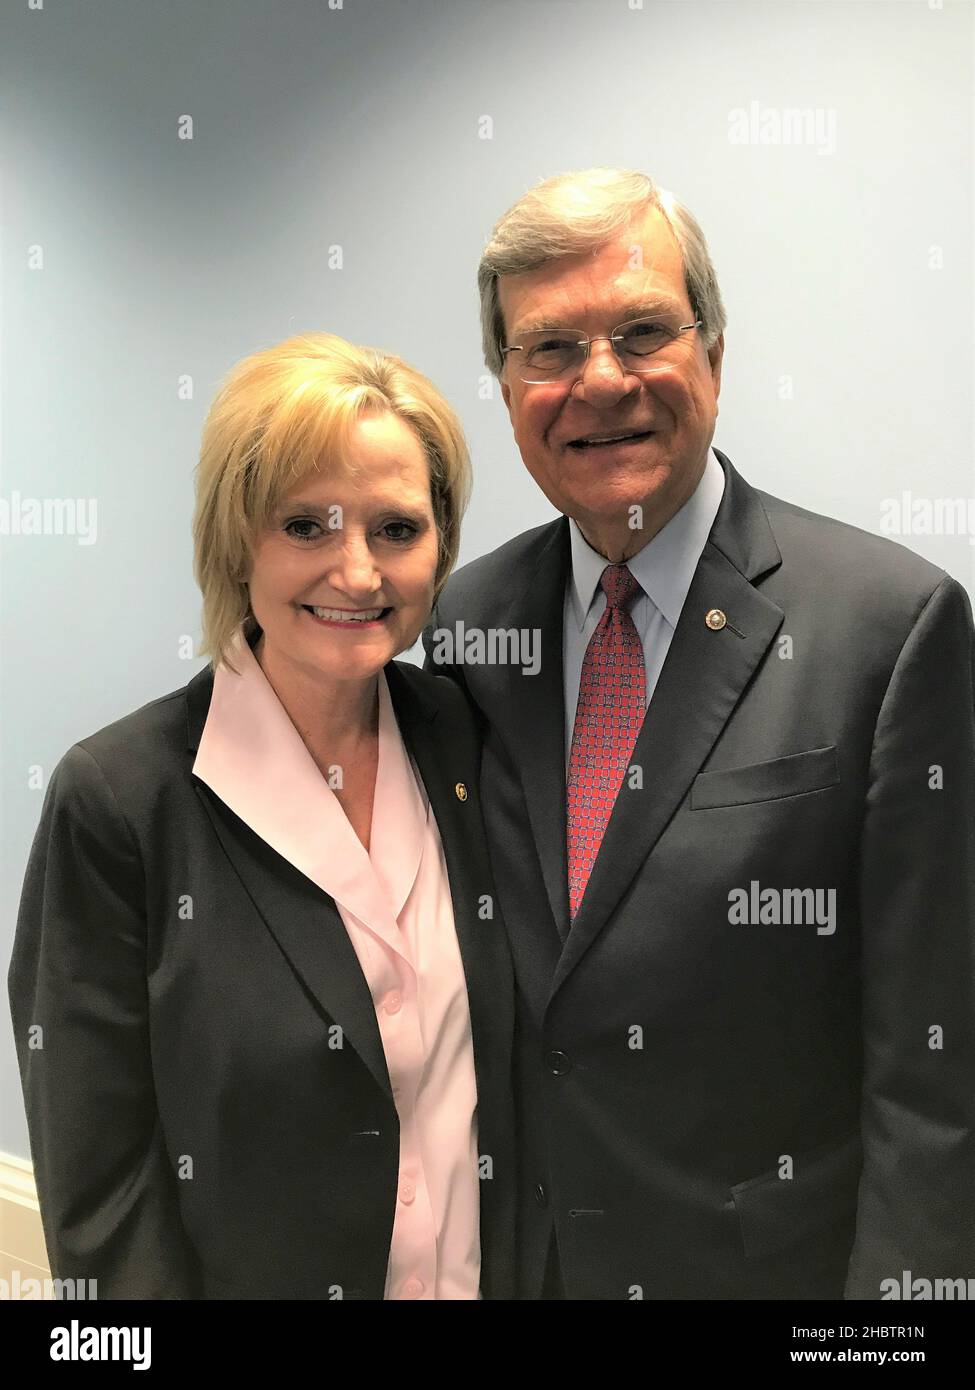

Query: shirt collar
[567,445,726,631]
[191,628,426,945]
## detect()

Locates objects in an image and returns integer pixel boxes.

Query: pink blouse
[191,629,481,1299]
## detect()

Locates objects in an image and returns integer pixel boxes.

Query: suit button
[534,1183,548,1208]
[545,1050,571,1075]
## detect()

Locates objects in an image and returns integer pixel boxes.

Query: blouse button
[383,991,403,1015]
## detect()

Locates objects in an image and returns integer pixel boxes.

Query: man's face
[498,208,724,551]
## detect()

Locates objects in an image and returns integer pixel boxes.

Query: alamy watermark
[728,101,837,156]
[728,880,836,935]
[1,1270,98,1299]
[881,1270,975,1300]
[0,492,97,544]
[428,621,541,676]
[880,492,975,544]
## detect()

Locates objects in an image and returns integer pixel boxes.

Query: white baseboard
[0,1152,52,1297]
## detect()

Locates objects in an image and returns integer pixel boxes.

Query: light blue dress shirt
[563,446,726,765]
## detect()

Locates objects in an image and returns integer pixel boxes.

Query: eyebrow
[274,499,429,518]
[272,501,336,518]
[514,296,684,336]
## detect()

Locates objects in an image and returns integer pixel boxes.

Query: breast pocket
[727,1128,862,1260]
[690,745,839,810]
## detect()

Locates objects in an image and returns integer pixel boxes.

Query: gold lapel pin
[455,782,468,801]
[705,608,727,631]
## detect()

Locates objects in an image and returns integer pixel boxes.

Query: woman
[7,333,516,1300]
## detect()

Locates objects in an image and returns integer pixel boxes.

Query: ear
[500,375,513,415]
[707,331,725,400]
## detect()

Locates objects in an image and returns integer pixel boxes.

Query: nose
[326,532,383,598]
[570,337,640,408]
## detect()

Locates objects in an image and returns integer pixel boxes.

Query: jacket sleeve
[845,573,975,1298]
[6,743,202,1299]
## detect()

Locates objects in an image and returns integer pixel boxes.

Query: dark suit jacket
[423,447,975,1300]
[7,656,516,1300]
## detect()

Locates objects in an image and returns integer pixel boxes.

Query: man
[423,167,975,1301]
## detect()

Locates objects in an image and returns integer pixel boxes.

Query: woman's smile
[300,603,393,629]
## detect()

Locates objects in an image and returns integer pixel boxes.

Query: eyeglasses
[500,314,703,385]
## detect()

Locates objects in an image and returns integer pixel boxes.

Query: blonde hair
[192,332,471,673]
[478,167,727,376]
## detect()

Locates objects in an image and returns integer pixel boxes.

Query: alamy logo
[727,101,837,155]
[0,492,97,544]
[880,492,975,543]
[50,1320,151,1370]
[1,1272,97,1300]
[881,1270,975,1300]
[728,880,836,935]
[429,621,541,676]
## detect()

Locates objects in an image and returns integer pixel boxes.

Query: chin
[304,639,393,675]
[324,655,391,684]
[571,480,659,516]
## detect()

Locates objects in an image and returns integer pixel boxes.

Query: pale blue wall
[2,0,972,1157]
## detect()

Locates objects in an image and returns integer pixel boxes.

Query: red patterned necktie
[566,564,647,921]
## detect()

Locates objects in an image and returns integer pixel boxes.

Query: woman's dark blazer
[7,657,517,1300]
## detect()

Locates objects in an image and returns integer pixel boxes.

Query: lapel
[185,653,393,1101]
[185,647,509,1105]
[478,520,573,940]
[493,450,787,1006]
[384,660,515,1094]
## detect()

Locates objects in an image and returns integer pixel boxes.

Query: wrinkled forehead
[499,208,688,337]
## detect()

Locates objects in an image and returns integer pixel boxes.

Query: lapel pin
[705,608,727,631]
[455,782,468,801]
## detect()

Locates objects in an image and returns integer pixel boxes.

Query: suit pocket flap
[691,745,839,810]
[729,1129,862,1259]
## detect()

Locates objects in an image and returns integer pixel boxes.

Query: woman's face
[246,412,440,687]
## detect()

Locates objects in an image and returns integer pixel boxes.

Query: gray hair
[477,167,727,377]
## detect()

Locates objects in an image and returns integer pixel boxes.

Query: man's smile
[567,428,657,451]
